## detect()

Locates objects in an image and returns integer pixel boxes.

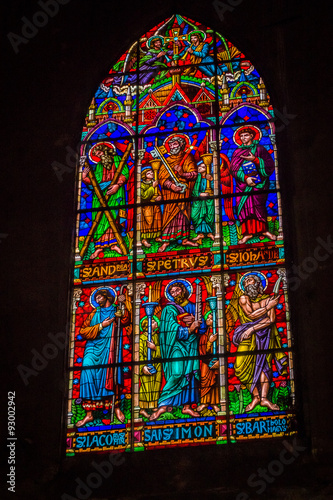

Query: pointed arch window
[66,14,296,456]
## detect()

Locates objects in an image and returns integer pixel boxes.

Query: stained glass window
[66,14,296,455]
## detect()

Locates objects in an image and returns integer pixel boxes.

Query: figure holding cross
[82,143,131,259]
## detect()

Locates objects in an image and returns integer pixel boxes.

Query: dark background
[2,0,333,498]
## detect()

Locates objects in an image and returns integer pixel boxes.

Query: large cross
[139,27,188,85]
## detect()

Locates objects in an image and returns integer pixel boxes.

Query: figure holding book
[149,280,207,420]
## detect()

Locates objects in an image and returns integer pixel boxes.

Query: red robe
[158,151,198,241]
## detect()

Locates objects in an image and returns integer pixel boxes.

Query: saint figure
[150,281,207,420]
[232,274,288,412]
[112,36,174,86]
[139,316,162,418]
[157,136,199,252]
[179,31,222,78]
[76,289,130,426]
[230,127,276,244]
[82,144,129,258]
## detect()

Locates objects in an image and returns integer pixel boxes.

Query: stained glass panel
[66,13,296,456]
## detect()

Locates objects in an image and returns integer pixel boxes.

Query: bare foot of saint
[208,233,215,241]
[90,248,103,259]
[182,405,200,417]
[197,404,207,412]
[245,395,260,412]
[139,409,150,419]
[213,405,220,413]
[142,239,151,248]
[157,243,169,252]
[115,407,125,423]
[260,398,280,411]
[152,406,171,412]
[193,233,204,242]
[111,244,122,255]
[76,412,94,427]
[263,231,277,241]
[182,239,199,247]
[149,406,168,421]
[238,234,253,244]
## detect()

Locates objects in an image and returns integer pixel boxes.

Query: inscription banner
[143,421,217,446]
[69,428,128,453]
[76,258,130,284]
[224,243,283,269]
[232,414,296,440]
[142,250,215,276]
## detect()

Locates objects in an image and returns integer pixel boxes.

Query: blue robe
[80,305,117,401]
[180,42,222,77]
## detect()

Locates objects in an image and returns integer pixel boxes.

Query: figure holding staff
[156,135,199,252]
[229,272,288,412]
[81,142,133,258]
[76,287,131,426]
[150,279,207,420]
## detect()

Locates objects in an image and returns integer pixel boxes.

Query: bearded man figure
[76,289,130,426]
[230,127,276,244]
[112,36,173,86]
[157,136,199,252]
[232,274,288,412]
[82,144,129,258]
[150,281,207,421]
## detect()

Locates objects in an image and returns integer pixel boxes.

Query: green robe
[158,303,200,406]
[191,173,215,234]
[141,180,155,202]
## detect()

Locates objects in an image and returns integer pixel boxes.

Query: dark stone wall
[3,0,333,498]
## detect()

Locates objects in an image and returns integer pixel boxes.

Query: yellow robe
[234,295,287,392]
[139,331,162,408]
